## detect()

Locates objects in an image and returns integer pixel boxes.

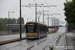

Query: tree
[64,0,75,28]
[0,18,17,31]
[3,18,8,25]
[12,18,16,24]
[0,21,6,31]
[17,17,24,24]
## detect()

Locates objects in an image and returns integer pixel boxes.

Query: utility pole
[48,15,49,26]
[37,11,42,22]
[8,11,9,34]
[44,14,50,26]
[35,3,37,22]
[37,10,49,23]
[44,13,60,26]
[54,19,56,26]
[11,11,14,32]
[20,0,22,39]
[43,10,49,23]
[57,19,59,27]
[55,18,59,26]
[51,18,54,26]
[43,10,44,23]
[22,4,57,22]
[44,14,54,26]
[22,3,43,22]
[51,17,59,27]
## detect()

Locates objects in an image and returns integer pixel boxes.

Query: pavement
[66,32,75,50]
[54,32,75,50]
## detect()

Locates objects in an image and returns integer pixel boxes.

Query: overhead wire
[32,0,49,23]
[45,0,61,26]
[32,0,43,19]
[32,0,55,14]
[32,0,44,12]
[44,0,57,18]
[45,0,55,13]
[21,1,34,10]
[32,0,55,23]
[27,0,34,4]
[33,0,36,3]
[34,0,44,4]
[40,7,44,10]
[33,0,46,11]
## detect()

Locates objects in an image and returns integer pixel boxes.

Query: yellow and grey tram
[25,22,48,39]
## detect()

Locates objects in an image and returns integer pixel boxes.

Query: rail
[44,33,63,50]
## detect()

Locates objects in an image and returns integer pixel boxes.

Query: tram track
[27,39,47,50]
[5,39,35,50]
[3,38,46,50]
[27,33,61,50]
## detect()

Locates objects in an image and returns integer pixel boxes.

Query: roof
[26,21,47,26]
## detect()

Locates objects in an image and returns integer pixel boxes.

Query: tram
[25,22,48,39]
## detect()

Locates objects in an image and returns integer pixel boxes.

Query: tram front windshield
[26,25,36,33]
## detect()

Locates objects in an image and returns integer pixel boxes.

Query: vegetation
[0,21,6,31]
[17,17,24,24]
[64,0,75,31]
[0,17,24,31]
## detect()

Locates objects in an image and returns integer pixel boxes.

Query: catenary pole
[35,3,37,22]
[20,0,22,39]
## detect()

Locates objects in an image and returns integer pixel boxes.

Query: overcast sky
[0,0,66,25]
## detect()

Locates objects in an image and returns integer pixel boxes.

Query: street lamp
[11,12,15,33]
[8,11,14,34]
[8,11,14,19]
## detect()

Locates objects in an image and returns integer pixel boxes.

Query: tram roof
[26,21,47,26]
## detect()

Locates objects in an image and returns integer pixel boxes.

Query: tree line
[64,0,75,31]
[0,17,24,31]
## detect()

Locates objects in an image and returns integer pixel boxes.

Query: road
[0,33,26,41]
[0,27,66,50]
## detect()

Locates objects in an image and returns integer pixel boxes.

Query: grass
[49,46,53,50]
